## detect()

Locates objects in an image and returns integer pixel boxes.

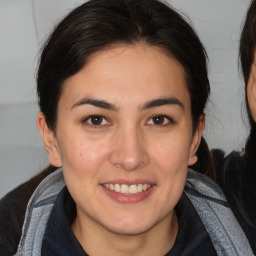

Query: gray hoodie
[14,168,254,256]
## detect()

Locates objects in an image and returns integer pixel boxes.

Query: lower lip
[101,185,154,204]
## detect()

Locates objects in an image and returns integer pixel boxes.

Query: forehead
[60,43,190,110]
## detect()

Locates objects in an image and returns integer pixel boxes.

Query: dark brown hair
[239,0,256,204]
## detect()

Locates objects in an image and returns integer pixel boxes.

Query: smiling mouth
[103,183,152,195]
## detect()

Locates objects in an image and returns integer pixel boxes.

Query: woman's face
[247,50,256,122]
[39,43,203,237]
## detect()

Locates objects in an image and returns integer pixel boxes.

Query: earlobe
[188,114,205,166]
[247,62,256,122]
[37,112,62,167]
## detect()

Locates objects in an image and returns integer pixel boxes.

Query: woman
[0,0,252,255]
[212,1,256,254]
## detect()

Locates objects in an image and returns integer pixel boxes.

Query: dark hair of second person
[239,0,256,225]
[212,0,256,253]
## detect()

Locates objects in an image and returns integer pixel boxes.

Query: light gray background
[0,0,251,198]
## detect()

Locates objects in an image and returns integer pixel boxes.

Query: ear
[247,62,256,122]
[188,114,205,166]
[37,112,62,167]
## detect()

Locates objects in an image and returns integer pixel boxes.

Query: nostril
[109,133,149,170]
[111,157,147,171]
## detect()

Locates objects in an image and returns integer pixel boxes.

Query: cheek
[151,137,189,215]
[76,141,107,162]
[150,133,191,199]
[59,138,110,199]
[57,134,108,175]
[152,134,192,171]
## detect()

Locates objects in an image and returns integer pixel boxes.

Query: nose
[109,126,150,171]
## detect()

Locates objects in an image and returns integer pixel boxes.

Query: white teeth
[121,184,129,194]
[129,185,137,194]
[104,183,152,194]
[138,184,143,193]
[115,184,121,192]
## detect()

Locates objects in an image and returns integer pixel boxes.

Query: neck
[72,210,178,256]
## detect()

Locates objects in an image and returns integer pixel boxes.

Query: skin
[38,43,204,256]
[247,51,256,122]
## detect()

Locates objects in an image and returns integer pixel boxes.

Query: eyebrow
[141,97,184,110]
[71,97,184,111]
[71,98,118,111]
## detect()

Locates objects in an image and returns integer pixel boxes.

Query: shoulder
[184,169,254,255]
[14,169,65,256]
[0,182,29,256]
[211,149,245,191]
[211,149,247,214]
[185,168,229,212]
[211,150,256,253]
[0,165,58,256]
[186,168,227,202]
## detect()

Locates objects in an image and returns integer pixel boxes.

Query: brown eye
[90,116,103,125]
[84,115,108,126]
[152,115,165,125]
[147,115,173,126]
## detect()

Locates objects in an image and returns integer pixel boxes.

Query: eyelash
[146,115,175,126]
[82,114,175,128]
[82,115,110,128]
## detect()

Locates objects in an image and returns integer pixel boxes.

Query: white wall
[171,0,251,154]
[0,0,251,198]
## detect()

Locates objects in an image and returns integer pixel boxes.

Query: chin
[102,213,158,236]
[107,224,152,236]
